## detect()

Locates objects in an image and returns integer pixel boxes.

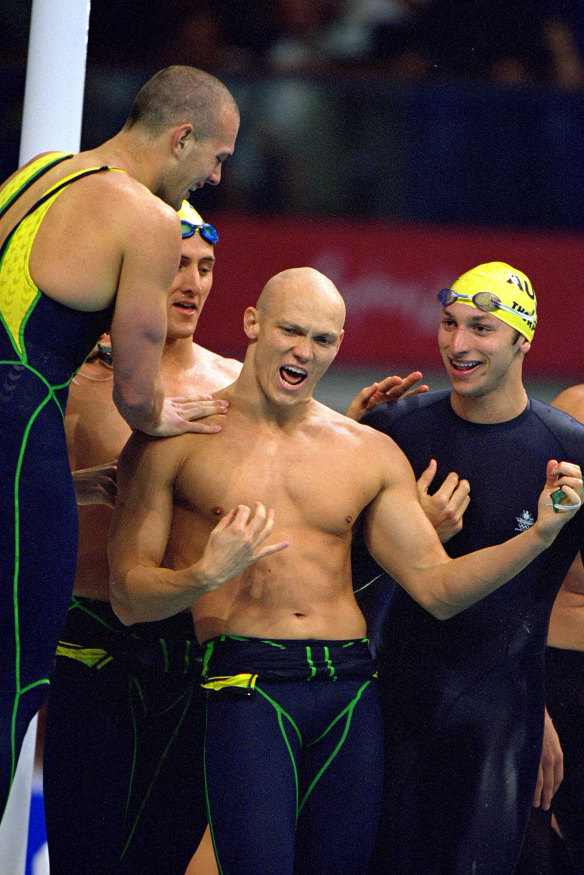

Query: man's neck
[87,131,157,189]
[160,337,199,393]
[449,385,529,424]
[162,335,197,368]
[230,359,315,429]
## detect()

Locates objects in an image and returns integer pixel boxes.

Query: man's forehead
[182,235,214,258]
[442,302,504,328]
[278,297,343,331]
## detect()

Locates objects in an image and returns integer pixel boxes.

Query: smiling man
[354,262,584,875]
[108,265,582,875]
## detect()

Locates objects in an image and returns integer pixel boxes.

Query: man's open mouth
[450,359,480,372]
[174,301,197,312]
[280,365,307,386]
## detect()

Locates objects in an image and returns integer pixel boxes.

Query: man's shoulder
[526,395,584,460]
[550,384,584,421]
[306,401,395,451]
[317,405,412,473]
[192,345,242,390]
[46,158,177,243]
[529,395,584,434]
[120,427,196,474]
[362,389,451,433]
[99,174,176,230]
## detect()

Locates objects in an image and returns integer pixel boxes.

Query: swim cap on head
[178,199,205,227]
[177,200,219,245]
[439,261,537,341]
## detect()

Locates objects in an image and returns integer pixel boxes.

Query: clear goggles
[437,288,536,325]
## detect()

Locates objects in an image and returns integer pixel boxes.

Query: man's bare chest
[174,428,373,537]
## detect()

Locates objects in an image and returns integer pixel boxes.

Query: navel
[212,506,224,516]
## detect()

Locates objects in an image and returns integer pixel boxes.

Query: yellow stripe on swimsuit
[201,673,258,692]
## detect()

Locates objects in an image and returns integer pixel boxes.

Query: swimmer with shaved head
[108,266,582,875]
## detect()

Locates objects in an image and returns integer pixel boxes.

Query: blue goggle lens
[180,220,219,245]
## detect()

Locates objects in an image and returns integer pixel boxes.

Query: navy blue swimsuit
[0,153,114,812]
[201,635,383,875]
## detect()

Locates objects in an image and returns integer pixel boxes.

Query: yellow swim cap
[178,199,204,226]
[439,262,537,341]
[177,200,218,244]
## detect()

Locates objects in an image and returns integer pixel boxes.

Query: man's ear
[172,124,194,155]
[518,336,531,356]
[243,306,259,341]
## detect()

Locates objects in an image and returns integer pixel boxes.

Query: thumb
[546,459,560,487]
[211,507,237,533]
[417,459,437,497]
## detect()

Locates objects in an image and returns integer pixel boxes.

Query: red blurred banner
[198,214,584,378]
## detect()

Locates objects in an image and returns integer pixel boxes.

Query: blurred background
[2,0,584,411]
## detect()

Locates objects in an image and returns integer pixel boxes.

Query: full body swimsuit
[0,153,114,812]
[353,391,584,875]
[201,634,383,875]
[43,600,207,874]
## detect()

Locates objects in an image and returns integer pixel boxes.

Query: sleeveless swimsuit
[0,152,117,812]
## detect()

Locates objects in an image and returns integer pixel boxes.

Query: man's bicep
[363,450,447,588]
[109,438,177,570]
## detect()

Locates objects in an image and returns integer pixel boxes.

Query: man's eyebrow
[442,307,494,324]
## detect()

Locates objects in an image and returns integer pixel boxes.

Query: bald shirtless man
[108,267,582,875]
[41,202,237,874]
[0,65,238,814]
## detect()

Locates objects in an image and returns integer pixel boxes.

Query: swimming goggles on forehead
[180,220,219,245]
[437,288,537,324]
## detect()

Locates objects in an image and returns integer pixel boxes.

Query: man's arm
[108,433,288,625]
[363,435,582,620]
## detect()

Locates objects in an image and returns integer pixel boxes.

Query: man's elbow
[113,383,161,432]
[408,586,458,621]
[421,598,455,621]
[427,600,458,621]
[110,595,137,626]
[109,576,140,626]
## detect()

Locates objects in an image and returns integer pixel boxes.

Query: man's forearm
[109,564,212,626]
[414,523,555,620]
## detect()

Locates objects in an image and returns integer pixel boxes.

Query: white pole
[5,5,92,870]
[19,0,92,164]
[0,715,40,873]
